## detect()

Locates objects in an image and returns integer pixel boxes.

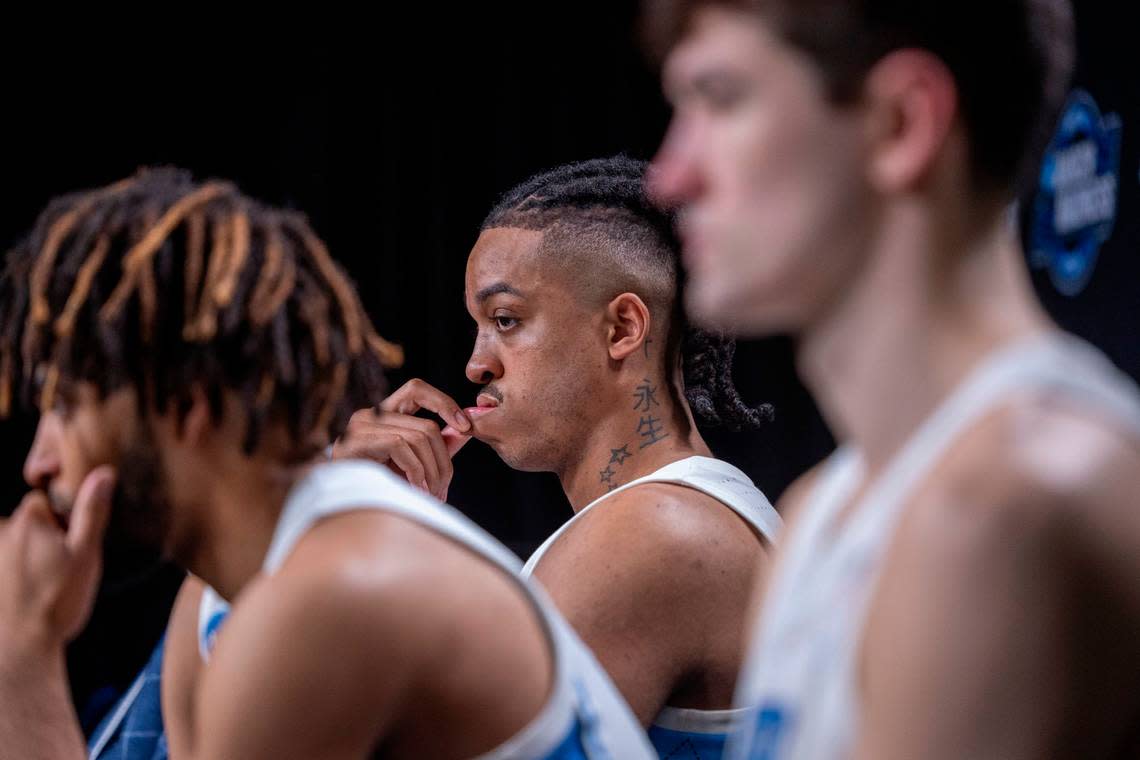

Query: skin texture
[333,224,771,725]
[1,383,555,759]
[650,6,1140,757]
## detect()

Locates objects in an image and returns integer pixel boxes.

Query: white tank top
[522,455,781,748]
[199,459,656,760]
[729,332,1140,760]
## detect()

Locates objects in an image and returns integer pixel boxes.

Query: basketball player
[647,1,1140,757]
[0,168,654,759]
[334,157,780,758]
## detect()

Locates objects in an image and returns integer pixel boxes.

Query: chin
[481,438,544,473]
[494,448,543,472]
[690,276,811,336]
[686,283,753,330]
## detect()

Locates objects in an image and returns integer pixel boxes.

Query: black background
[0,2,1133,719]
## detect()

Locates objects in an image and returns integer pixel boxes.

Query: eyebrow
[666,63,743,101]
[693,67,745,94]
[474,282,525,304]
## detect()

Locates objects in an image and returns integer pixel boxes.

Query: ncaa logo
[1029,89,1122,296]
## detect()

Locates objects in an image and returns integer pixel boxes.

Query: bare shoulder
[191,525,428,759]
[533,476,773,709]
[194,513,470,742]
[540,479,767,603]
[240,509,507,656]
[599,480,760,556]
[859,396,1140,756]
[877,392,1140,610]
[918,392,1140,532]
[209,527,429,679]
[244,508,550,673]
[198,509,551,758]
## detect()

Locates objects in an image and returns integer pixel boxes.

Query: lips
[42,490,73,527]
[464,399,495,420]
[463,392,501,422]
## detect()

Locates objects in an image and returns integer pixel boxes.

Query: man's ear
[862,48,959,193]
[166,385,212,447]
[605,292,652,361]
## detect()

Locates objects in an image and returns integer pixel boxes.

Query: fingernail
[453,409,471,431]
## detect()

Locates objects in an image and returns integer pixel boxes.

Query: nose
[647,115,706,209]
[24,412,62,490]
[465,334,504,386]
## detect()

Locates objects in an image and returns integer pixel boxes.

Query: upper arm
[857,399,1140,759]
[533,486,759,724]
[161,575,205,760]
[856,482,1069,759]
[190,573,416,760]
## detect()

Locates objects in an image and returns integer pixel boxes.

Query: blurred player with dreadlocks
[335,156,780,759]
[0,168,656,759]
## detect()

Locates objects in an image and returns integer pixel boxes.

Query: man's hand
[0,465,115,654]
[0,465,115,760]
[332,380,473,500]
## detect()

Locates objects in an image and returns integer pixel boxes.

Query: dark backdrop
[0,2,1133,720]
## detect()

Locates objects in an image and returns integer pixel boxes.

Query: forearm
[0,645,87,760]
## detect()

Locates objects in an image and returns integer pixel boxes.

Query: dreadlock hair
[482,155,771,431]
[0,168,403,456]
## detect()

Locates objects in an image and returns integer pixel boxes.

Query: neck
[798,200,1053,474]
[174,454,304,601]
[559,367,711,510]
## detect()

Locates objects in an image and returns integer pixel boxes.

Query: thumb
[441,426,474,459]
[66,465,116,556]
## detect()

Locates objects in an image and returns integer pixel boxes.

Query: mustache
[47,489,72,515]
[478,384,504,404]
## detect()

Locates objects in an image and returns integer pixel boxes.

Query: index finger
[379,379,471,432]
[66,466,116,557]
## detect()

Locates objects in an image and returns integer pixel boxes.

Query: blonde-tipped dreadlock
[0,167,404,454]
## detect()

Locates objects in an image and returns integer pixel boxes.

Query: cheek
[702,110,800,251]
[51,447,87,501]
[516,348,596,417]
[56,422,101,483]
[698,120,869,326]
[514,353,568,403]
[735,112,864,248]
[64,406,137,485]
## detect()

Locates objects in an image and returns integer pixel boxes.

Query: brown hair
[643,0,1075,195]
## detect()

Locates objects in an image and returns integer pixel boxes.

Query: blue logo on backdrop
[1029,89,1122,296]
